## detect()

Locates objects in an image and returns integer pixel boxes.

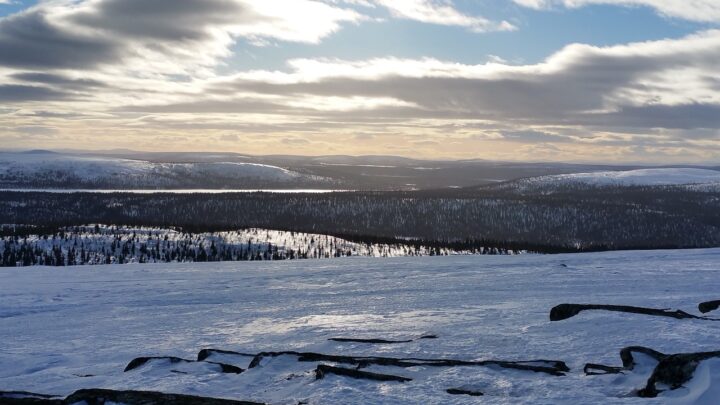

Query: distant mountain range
[1,150,718,190]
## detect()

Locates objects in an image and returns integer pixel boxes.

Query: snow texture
[1,249,720,403]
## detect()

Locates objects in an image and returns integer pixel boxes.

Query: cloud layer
[514,0,720,23]
[0,0,718,162]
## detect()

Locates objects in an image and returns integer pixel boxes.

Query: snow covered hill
[518,168,720,187]
[0,225,502,266]
[0,151,334,189]
[484,168,720,194]
[1,249,719,403]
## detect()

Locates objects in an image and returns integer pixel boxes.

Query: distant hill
[1,150,717,190]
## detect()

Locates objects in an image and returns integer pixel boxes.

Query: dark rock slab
[619,346,666,369]
[328,338,414,344]
[446,388,484,396]
[314,364,412,382]
[0,391,63,404]
[247,351,568,376]
[587,346,720,397]
[124,356,193,372]
[328,334,438,344]
[1,389,263,405]
[698,300,720,314]
[638,351,720,398]
[583,363,624,375]
[549,304,714,322]
[124,356,243,374]
[197,349,257,362]
[64,388,263,404]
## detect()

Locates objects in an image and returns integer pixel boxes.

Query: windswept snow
[521,168,720,187]
[1,249,720,403]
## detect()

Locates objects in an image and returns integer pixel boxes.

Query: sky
[1,0,719,163]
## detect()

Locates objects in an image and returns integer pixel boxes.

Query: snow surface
[1,249,720,404]
[522,168,720,187]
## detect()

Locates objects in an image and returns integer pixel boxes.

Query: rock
[587,346,720,398]
[446,388,483,396]
[698,300,720,314]
[247,351,568,376]
[314,365,412,382]
[583,363,624,375]
[328,334,438,344]
[124,356,243,374]
[64,388,263,404]
[638,351,720,398]
[0,391,62,404]
[328,338,414,344]
[549,303,712,322]
[1,389,263,405]
[124,356,193,372]
[619,346,666,369]
[197,349,256,362]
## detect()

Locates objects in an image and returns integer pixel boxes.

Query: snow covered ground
[518,168,720,187]
[1,249,719,403]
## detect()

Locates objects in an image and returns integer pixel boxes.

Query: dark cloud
[0,84,71,102]
[0,10,119,69]
[69,0,250,41]
[578,104,720,131]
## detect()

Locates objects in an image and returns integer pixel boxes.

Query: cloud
[513,0,720,23]
[0,84,71,101]
[0,0,363,74]
[0,1,718,162]
[199,30,720,129]
[372,0,515,32]
[0,8,119,69]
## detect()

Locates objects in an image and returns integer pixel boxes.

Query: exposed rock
[0,391,62,404]
[446,388,484,396]
[206,362,244,374]
[64,388,263,404]
[549,303,714,322]
[197,349,256,362]
[124,356,243,374]
[124,356,193,372]
[583,363,624,375]
[638,351,720,398]
[1,389,262,405]
[328,334,438,344]
[247,351,568,376]
[698,300,720,314]
[328,338,413,344]
[314,365,412,382]
[586,346,720,398]
[619,346,666,369]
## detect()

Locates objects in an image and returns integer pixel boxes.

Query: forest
[2,184,719,255]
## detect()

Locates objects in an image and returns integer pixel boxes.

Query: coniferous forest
[1,183,719,267]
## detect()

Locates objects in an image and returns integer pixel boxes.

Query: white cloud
[0,0,364,76]
[1,0,719,161]
[374,0,516,31]
[513,0,720,23]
